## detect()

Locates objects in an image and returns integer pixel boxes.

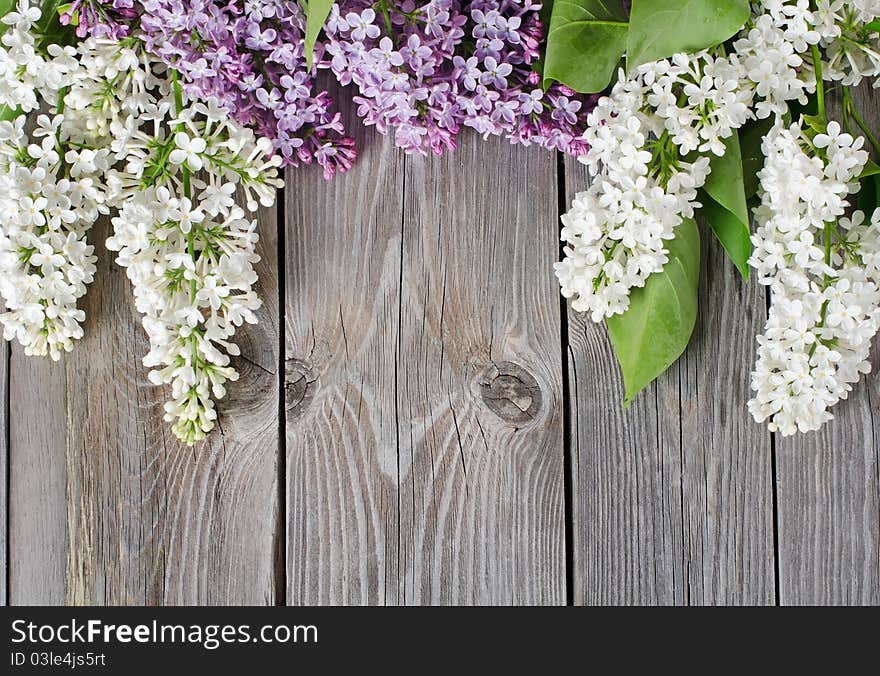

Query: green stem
[809,222,834,360]
[172,70,200,367]
[377,0,393,34]
[811,43,826,120]
[842,86,880,158]
[54,86,69,176]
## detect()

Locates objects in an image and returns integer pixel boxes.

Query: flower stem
[808,223,834,360]
[171,70,196,297]
[810,43,826,120]
[842,86,880,158]
[171,70,201,375]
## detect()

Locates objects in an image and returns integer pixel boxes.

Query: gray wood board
[776,86,880,605]
[563,155,775,605]
[8,202,280,604]
[284,104,566,603]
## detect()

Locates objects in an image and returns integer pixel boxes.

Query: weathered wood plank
[397,137,565,604]
[285,103,565,603]
[284,104,405,604]
[677,232,775,604]
[9,204,280,604]
[8,348,68,604]
[776,368,880,604]
[564,155,774,605]
[776,85,880,605]
[564,155,684,605]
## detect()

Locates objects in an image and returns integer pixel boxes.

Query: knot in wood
[285,359,316,419]
[477,362,542,425]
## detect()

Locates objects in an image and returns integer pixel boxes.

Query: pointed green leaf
[303,0,334,70]
[626,0,750,72]
[740,116,775,198]
[608,218,701,407]
[705,131,748,224]
[700,132,751,278]
[701,193,751,279]
[803,113,828,135]
[860,159,880,179]
[543,0,629,93]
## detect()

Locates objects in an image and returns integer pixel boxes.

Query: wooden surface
[3,112,879,605]
[772,87,880,606]
[563,157,776,605]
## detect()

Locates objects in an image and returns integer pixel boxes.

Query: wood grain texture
[775,86,880,606]
[284,104,405,605]
[285,103,565,604]
[8,346,68,604]
[677,229,775,605]
[564,156,774,605]
[9,204,280,605]
[398,137,565,604]
[776,365,880,605]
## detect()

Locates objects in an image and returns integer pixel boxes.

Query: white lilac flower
[556,51,750,322]
[853,0,880,23]
[643,52,753,156]
[100,39,283,444]
[733,2,819,119]
[735,0,880,96]
[0,3,108,359]
[813,0,880,86]
[748,122,880,435]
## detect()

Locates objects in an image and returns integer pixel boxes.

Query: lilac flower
[322,0,594,156]
[60,0,138,39]
[79,0,593,171]
[346,9,380,41]
[481,56,512,89]
[77,0,357,179]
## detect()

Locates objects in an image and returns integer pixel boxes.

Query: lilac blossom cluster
[65,0,356,178]
[321,0,594,155]
[60,0,138,39]
[65,0,592,172]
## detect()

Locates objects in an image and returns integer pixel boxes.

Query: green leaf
[700,132,751,278]
[543,0,629,93]
[626,0,750,72]
[739,116,775,198]
[859,174,880,216]
[608,218,701,407]
[705,132,748,224]
[0,0,14,19]
[860,159,880,179]
[701,193,751,279]
[0,105,18,121]
[802,113,827,134]
[303,0,334,70]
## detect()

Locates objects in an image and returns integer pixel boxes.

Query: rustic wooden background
[2,87,879,606]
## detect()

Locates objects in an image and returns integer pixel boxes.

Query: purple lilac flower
[322,0,595,156]
[60,0,139,39]
[75,0,594,173]
[75,0,356,178]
